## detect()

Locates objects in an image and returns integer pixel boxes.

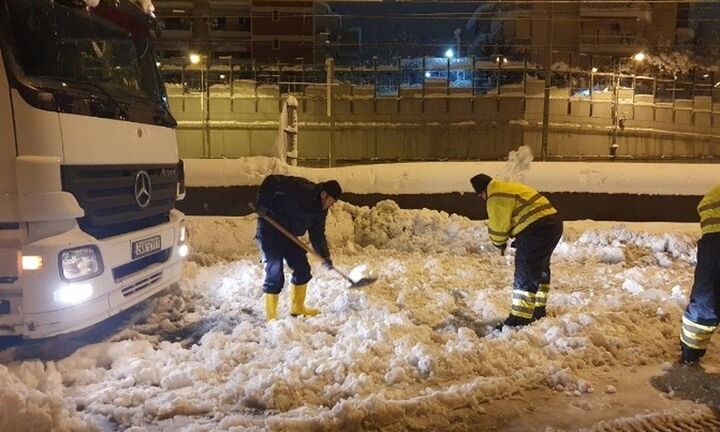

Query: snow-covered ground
[2,201,720,431]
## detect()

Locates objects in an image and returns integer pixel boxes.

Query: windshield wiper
[57,77,130,120]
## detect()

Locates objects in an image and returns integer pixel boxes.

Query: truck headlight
[54,283,93,305]
[59,246,104,282]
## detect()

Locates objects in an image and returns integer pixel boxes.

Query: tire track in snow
[584,409,720,432]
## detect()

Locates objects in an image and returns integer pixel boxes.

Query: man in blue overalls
[255,175,341,320]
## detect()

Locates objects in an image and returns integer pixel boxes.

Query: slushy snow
[1,202,717,431]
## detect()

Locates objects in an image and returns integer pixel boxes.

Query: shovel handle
[249,203,322,259]
[249,203,355,284]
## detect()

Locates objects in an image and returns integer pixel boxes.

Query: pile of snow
[0,201,709,431]
[188,201,699,266]
[0,364,89,431]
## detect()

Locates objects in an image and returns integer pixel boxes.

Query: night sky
[328,1,480,60]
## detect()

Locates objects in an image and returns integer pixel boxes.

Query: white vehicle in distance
[0,0,188,338]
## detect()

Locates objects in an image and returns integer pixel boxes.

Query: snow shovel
[249,203,377,288]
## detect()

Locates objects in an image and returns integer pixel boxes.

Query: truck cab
[0,0,188,338]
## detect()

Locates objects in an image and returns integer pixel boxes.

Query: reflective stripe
[536,284,550,306]
[682,327,714,342]
[682,315,717,332]
[512,293,536,302]
[516,203,555,226]
[698,199,720,213]
[513,289,536,300]
[512,298,534,307]
[680,316,717,350]
[681,332,708,350]
[512,289,536,318]
[512,193,544,218]
[488,192,518,200]
[700,217,720,228]
[488,228,511,238]
[510,308,534,319]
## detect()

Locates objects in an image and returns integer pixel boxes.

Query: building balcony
[159,29,193,40]
[153,1,194,16]
[209,29,252,39]
[579,34,647,55]
[579,2,652,23]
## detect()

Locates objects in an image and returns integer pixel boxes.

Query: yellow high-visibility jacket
[486,179,557,247]
[699,184,720,235]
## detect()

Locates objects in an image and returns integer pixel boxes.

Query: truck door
[0,47,23,333]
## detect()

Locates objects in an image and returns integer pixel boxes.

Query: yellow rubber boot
[265,293,279,321]
[290,284,319,317]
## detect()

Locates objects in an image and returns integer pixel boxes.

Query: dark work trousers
[511,213,564,296]
[683,233,720,330]
[256,227,312,294]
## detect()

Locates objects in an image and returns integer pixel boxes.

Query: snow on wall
[185,155,719,196]
[84,0,154,13]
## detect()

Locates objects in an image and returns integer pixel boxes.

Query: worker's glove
[322,259,334,270]
[497,243,507,256]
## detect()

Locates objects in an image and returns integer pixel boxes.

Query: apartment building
[469,1,694,68]
[153,0,335,66]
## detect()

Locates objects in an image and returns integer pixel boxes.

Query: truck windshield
[1,0,173,126]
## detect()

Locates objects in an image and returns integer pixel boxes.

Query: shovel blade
[348,277,377,289]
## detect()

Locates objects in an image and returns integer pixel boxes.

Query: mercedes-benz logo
[134,171,152,209]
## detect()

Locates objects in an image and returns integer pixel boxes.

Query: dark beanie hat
[321,180,342,199]
[470,174,493,193]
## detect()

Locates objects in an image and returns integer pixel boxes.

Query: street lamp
[445,49,454,59]
[189,52,210,157]
[632,52,646,62]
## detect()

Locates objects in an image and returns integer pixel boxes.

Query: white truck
[0,0,188,338]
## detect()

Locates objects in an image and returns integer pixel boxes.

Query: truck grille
[62,164,178,239]
[121,271,162,297]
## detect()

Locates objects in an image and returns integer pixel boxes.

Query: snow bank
[0,364,89,431]
[0,200,709,431]
[187,201,700,265]
[184,155,718,196]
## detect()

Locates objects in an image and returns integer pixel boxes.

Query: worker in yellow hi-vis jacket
[471,174,564,328]
[679,183,720,365]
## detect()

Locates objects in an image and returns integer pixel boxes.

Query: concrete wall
[168,81,720,161]
[178,186,704,223]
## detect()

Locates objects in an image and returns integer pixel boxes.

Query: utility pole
[454,28,462,58]
[326,57,335,167]
[204,56,211,158]
[540,2,553,161]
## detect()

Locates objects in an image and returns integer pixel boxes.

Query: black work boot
[495,314,533,330]
[680,344,704,366]
[532,306,546,321]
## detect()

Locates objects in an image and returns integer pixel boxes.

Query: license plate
[132,235,161,259]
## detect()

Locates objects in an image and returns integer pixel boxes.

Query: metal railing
[160,56,720,104]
